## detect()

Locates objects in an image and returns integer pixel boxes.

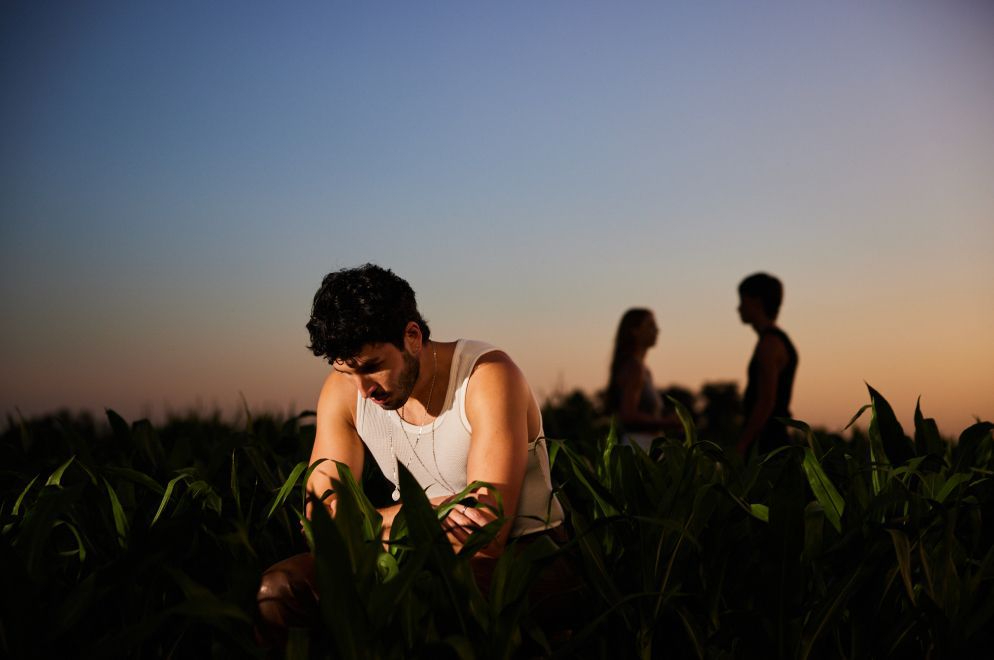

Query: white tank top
[356,339,564,537]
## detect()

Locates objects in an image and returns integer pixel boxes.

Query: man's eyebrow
[334,357,381,374]
[353,359,381,373]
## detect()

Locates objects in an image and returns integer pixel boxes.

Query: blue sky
[2,1,992,433]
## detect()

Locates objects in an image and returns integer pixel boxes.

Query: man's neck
[408,340,436,403]
[405,340,455,418]
[751,319,776,335]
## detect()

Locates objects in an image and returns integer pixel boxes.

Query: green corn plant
[2,389,991,659]
[0,407,323,658]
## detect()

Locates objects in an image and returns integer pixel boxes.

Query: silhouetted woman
[605,308,678,450]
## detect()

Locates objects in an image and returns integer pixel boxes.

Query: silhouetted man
[736,273,798,456]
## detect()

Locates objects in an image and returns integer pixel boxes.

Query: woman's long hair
[605,308,652,414]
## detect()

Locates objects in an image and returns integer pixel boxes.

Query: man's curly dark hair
[306,264,431,363]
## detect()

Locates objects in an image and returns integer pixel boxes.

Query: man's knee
[255,553,318,647]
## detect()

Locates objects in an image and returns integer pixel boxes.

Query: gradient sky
[2,1,992,435]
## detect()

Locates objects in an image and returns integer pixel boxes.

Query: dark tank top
[743,327,798,451]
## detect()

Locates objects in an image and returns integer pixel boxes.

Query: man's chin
[373,395,406,411]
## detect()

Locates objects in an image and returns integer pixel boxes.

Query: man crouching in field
[255,263,570,648]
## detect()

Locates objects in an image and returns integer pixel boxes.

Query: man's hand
[300,496,338,537]
[433,492,501,555]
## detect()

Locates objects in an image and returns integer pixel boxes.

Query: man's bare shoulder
[471,350,523,379]
[466,350,531,405]
[317,371,358,420]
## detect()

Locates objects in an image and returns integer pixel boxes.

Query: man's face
[737,294,764,324]
[334,342,420,410]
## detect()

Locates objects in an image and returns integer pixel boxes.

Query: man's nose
[355,375,376,398]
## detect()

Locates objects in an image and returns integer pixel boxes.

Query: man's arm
[441,351,531,557]
[737,334,788,456]
[305,373,405,532]
[305,372,366,519]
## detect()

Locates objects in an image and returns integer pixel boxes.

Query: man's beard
[381,350,420,410]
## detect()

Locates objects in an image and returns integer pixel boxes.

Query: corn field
[2,385,992,659]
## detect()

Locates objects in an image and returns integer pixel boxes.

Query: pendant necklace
[400,343,437,450]
[388,342,437,502]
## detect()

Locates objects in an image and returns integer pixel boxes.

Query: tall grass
[2,386,992,658]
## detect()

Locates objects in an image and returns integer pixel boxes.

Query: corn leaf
[555,442,620,518]
[53,519,87,561]
[301,457,330,513]
[801,448,844,533]
[102,477,129,547]
[375,551,399,583]
[265,460,308,521]
[12,475,39,516]
[668,395,697,449]
[102,466,164,495]
[844,404,872,430]
[16,486,77,580]
[105,408,131,443]
[869,384,912,465]
[230,449,241,514]
[548,437,562,470]
[601,418,620,484]
[132,419,164,470]
[784,418,822,455]
[935,473,971,503]
[187,480,222,516]
[914,397,945,457]
[328,469,380,578]
[243,444,280,491]
[953,422,994,474]
[868,414,888,497]
[886,529,916,605]
[366,529,434,624]
[435,479,503,521]
[802,501,824,564]
[151,473,191,526]
[311,495,371,659]
[46,456,76,487]
[750,503,770,522]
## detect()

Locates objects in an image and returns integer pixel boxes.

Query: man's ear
[403,321,423,353]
